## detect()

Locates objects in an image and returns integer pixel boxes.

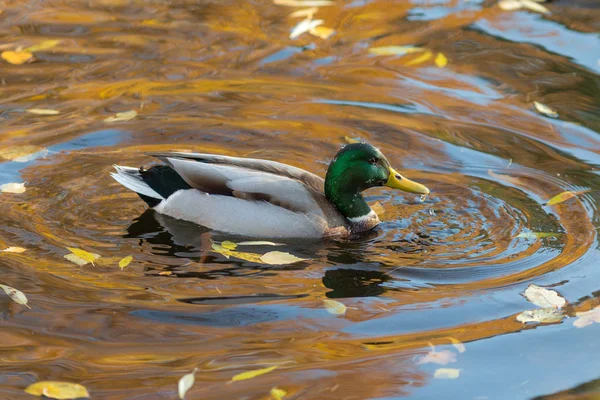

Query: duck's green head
[325,143,429,219]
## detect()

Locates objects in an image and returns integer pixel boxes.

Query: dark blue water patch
[474,13,600,73]
[0,129,125,184]
[315,99,436,116]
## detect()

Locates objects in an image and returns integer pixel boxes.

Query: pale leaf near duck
[237,241,284,246]
[221,241,238,250]
[270,387,288,400]
[65,248,100,266]
[0,284,31,309]
[434,368,460,379]
[24,381,89,399]
[573,306,600,328]
[260,251,308,265]
[230,365,278,382]
[178,368,197,399]
[26,108,60,115]
[517,307,564,323]
[522,284,566,308]
[323,299,346,315]
[0,182,26,194]
[2,246,27,253]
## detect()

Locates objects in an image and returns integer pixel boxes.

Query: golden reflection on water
[1,0,600,399]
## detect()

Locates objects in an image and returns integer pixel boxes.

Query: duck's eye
[369,158,378,165]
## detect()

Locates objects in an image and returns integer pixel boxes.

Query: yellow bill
[386,167,430,195]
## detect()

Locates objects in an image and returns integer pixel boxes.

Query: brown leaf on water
[573,306,600,328]
[1,50,33,65]
[0,284,31,309]
[0,182,26,194]
[546,190,590,206]
[434,52,448,68]
[24,381,89,399]
[309,26,335,39]
[230,366,278,382]
[405,51,433,66]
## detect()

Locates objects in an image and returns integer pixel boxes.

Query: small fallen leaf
[211,243,263,263]
[24,381,89,399]
[434,368,460,379]
[370,201,385,216]
[447,337,466,353]
[178,368,197,399]
[434,52,448,68]
[236,241,284,246]
[498,0,523,10]
[64,254,88,266]
[221,241,238,250]
[25,40,61,52]
[0,182,26,194]
[323,299,347,315]
[104,110,137,123]
[369,46,424,56]
[309,26,335,39]
[0,284,31,309]
[517,232,560,239]
[230,366,278,382]
[522,284,566,308]
[1,50,33,65]
[274,0,335,6]
[573,306,600,328]
[2,246,26,253]
[270,387,287,400]
[517,307,564,323]
[520,0,550,13]
[546,190,590,206]
[158,271,173,276]
[288,7,318,18]
[417,346,457,365]
[260,251,308,265]
[26,108,60,115]
[119,255,133,269]
[290,18,323,39]
[65,247,100,266]
[533,101,558,118]
[405,51,433,66]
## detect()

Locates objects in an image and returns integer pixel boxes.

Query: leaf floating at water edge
[498,0,523,10]
[520,0,550,13]
[25,40,61,52]
[178,368,197,399]
[0,182,26,194]
[573,306,600,328]
[260,251,308,265]
[64,254,88,266]
[447,337,466,353]
[2,246,26,253]
[0,284,30,309]
[369,46,424,56]
[104,110,137,123]
[517,307,564,323]
[24,381,89,399]
[270,387,287,400]
[522,284,566,308]
[26,108,60,115]
[434,368,460,379]
[119,256,133,269]
[323,299,347,315]
[405,51,433,66]
[237,241,284,246]
[546,190,590,206]
[65,248,100,266]
[533,101,558,118]
[289,18,323,39]
[274,0,335,6]
[230,366,278,382]
[434,52,448,68]
[221,241,238,250]
[1,50,33,64]
[309,26,335,39]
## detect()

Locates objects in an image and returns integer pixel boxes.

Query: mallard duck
[111,143,430,238]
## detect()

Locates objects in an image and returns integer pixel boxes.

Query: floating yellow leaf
[323,299,346,315]
[405,51,433,66]
[370,201,385,215]
[24,381,89,399]
[546,190,590,206]
[533,101,558,118]
[288,7,318,18]
[574,306,600,328]
[259,251,308,265]
[290,18,323,39]
[369,46,424,56]
[434,52,448,68]
[2,246,26,253]
[516,232,559,239]
[178,368,197,399]
[159,271,173,276]
[119,255,133,269]
[0,182,26,194]
[64,254,88,266]
[517,307,564,323]
[522,284,566,308]
[434,368,460,379]
[447,337,466,353]
[211,243,263,263]
[236,241,284,246]
[26,108,60,115]
[230,366,278,382]
[221,241,238,250]
[104,110,137,123]
[309,26,335,39]
[1,50,33,65]
[0,284,31,309]
[270,387,287,400]
[66,247,100,266]
[274,0,335,6]
[25,40,61,52]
